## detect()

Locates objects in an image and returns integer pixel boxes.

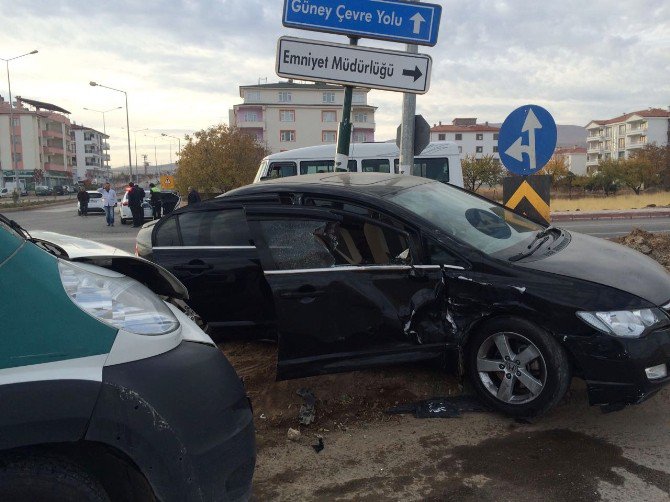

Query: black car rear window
[178,209,251,247]
[155,216,180,246]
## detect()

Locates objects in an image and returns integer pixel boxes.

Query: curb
[0,198,76,214]
[552,210,670,222]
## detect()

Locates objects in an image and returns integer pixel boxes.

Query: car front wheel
[466,317,571,418]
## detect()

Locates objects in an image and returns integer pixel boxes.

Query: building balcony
[238,120,265,128]
[42,129,64,139]
[628,139,647,149]
[627,128,646,136]
[43,145,65,156]
[103,154,110,162]
[587,144,603,153]
[102,142,110,150]
[44,162,67,172]
[353,119,375,128]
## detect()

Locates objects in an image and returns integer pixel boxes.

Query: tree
[616,156,659,195]
[591,159,620,196]
[461,154,504,192]
[539,156,569,189]
[630,143,670,189]
[175,125,270,194]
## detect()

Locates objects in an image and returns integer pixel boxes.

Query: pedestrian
[149,183,162,219]
[98,182,117,227]
[77,187,90,217]
[187,186,201,205]
[128,182,146,228]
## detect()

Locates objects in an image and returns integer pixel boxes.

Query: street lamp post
[161,133,181,159]
[0,50,38,191]
[83,106,121,180]
[89,81,134,183]
[145,134,161,179]
[133,128,148,183]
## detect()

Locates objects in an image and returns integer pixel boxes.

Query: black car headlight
[576,308,668,338]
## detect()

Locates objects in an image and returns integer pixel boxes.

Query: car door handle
[174,261,213,272]
[279,289,325,299]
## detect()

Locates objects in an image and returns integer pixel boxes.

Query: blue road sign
[498,105,558,176]
[282,0,442,46]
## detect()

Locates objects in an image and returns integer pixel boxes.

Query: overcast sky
[1,0,668,167]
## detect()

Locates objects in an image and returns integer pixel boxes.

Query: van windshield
[386,182,543,256]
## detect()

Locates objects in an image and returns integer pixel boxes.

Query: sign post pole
[399,0,420,175]
[335,37,358,171]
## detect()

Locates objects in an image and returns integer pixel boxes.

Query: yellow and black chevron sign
[503,175,551,224]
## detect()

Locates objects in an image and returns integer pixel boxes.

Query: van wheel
[466,317,570,418]
[0,454,110,502]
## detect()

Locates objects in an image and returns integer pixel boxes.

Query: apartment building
[429,118,500,159]
[70,124,111,184]
[585,108,670,172]
[229,81,376,153]
[0,96,74,188]
[552,146,587,175]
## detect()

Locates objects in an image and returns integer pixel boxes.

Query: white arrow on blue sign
[283,0,442,46]
[498,105,558,176]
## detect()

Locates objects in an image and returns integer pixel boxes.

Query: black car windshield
[386,181,544,256]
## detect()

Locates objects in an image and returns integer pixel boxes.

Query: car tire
[466,317,571,418]
[0,454,110,502]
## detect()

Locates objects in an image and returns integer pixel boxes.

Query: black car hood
[516,231,670,306]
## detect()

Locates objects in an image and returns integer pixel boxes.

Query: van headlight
[576,309,667,338]
[58,260,179,335]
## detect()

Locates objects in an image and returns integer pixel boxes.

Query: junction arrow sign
[282,0,442,46]
[276,36,432,94]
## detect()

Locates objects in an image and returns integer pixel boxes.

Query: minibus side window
[413,158,449,182]
[300,160,335,175]
[347,159,357,172]
[361,159,391,173]
[269,162,297,178]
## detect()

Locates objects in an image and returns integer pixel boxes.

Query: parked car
[0,215,256,501]
[120,188,180,224]
[137,173,670,417]
[76,190,105,215]
[52,185,65,196]
[34,185,53,196]
[0,182,28,197]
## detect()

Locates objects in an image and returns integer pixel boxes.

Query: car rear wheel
[466,317,570,418]
[0,454,110,502]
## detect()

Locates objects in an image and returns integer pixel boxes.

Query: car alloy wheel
[476,331,547,405]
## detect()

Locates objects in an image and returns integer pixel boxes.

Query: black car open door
[244,205,448,380]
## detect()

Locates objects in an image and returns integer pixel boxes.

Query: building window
[11,118,20,127]
[323,92,335,103]
[618,125,625,135]
[618,138,625,149]
[12,153,22,162]
[243,111,259,122]
[279,110,295,122]
[322,131,337,143]
[618,151,625,159]
[476,133,484,141]
[280,130,296,142]
[438,133,446,141]
[352,93,365,104]
[353,132,366,142]
[353,112,368,123]
[245,91,261,102]
[476,146,483,153]
[493,133,499,140]
[322,111,337,123]
[278,91,292,103]
[455,133,462,141]
[493,146,499,153]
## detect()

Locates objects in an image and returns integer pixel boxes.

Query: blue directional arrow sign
[283,0,442,46]
[498,105,558,176]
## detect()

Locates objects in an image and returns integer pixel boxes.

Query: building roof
[431,124,500,133]
[239,81,370,96]
[16,97,70,114]
[70,124,108,137]
[586,108,670,128]
[555,146,587,155]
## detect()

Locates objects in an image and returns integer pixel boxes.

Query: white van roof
[262,141,459,161]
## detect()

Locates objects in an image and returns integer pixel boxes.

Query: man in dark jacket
[77,187,90,216]
[128,182,146,227]
[187,186,201,205]
[149,183,162,219]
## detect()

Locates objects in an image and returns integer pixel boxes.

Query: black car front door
[244,205,451,379]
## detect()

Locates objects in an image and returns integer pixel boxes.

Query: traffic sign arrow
[410,13,426,34]
[504,109,543,171]
[402,66,423,82]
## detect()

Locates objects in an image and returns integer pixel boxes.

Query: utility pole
[399,0,420,175]
[334,37,358,172]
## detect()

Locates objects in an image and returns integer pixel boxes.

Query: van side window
[413,158,449,182]
[179,209,251,246]
[268,162,297,178]
[155,216,180,246]
[347,159,357,172]
[300,160,334,175]
[361,159,391,173]
[425,238,466,267]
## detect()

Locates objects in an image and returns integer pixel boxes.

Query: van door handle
[174,261,213,272]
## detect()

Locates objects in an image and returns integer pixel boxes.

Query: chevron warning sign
[503,175,551,224]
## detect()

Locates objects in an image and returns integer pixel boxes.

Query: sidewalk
[552,207,670,222]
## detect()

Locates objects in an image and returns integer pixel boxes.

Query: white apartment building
[552,146,587,176]
[0,96,74,188]
[585,108,670,172]
[229,81,376,153]
[70,124,111,184]
[429,118,500,159]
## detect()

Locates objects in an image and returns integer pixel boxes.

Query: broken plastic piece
[312,436,324,453]
[297,388,316,425]
[386,395,489,418]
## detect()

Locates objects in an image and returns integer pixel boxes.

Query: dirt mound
[219,341,461,442]
[614,228,670,271]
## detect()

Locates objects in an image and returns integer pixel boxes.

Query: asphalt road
[6,203,670,253]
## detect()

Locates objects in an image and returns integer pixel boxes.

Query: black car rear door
[244,205,449,380]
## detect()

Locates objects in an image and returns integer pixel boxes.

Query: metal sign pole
[335,36,358,172]
[399,0,419,175]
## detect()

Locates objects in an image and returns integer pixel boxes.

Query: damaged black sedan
[138,173,670,417]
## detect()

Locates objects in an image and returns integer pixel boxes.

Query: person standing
[128,182,146,228]
[149,183,162,219]
[77,187,90,217]
[98,182,117,227]
[187,186,201,205]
